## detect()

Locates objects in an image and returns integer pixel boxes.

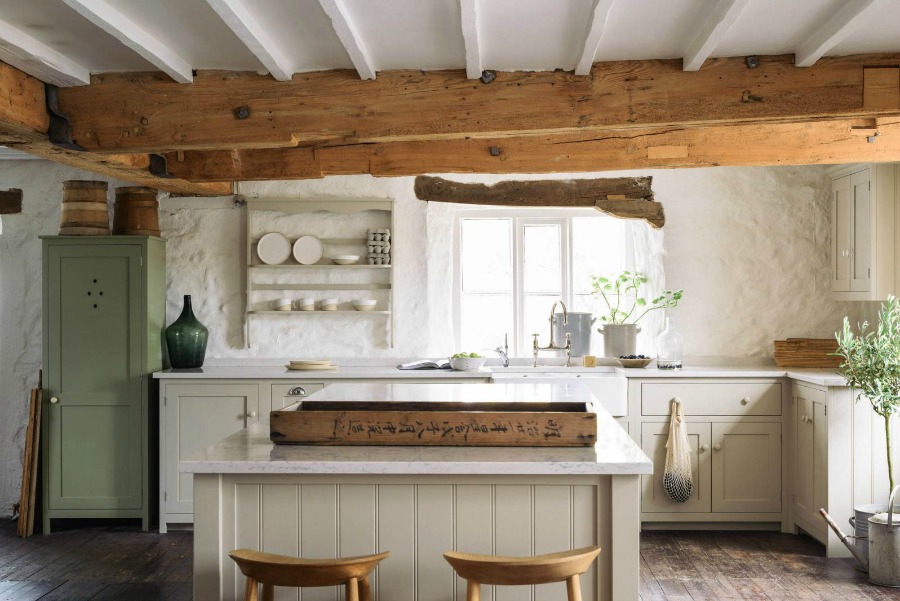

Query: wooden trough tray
[270,400,597,447]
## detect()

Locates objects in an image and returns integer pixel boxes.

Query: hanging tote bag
[663,398,694,503]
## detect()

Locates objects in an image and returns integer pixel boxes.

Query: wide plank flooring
[0,518,897,600]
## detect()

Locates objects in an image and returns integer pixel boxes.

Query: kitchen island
[182,382,652,601]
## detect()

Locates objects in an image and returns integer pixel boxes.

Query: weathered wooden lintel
[413,176,664,228]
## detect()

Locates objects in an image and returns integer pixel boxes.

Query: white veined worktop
[184,382,649,601]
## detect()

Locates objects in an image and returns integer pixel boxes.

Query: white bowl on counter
[449,356,487,371]
[331,255,360,265]
[353,300,377,312]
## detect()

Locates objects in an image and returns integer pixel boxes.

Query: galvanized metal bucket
[851,504,891,571]
[868,485,900,587]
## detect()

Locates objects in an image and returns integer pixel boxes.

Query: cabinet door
[812,400,828,516]
[46,244,143,510]
[711,422,781,513]
[832,174,852,292]
[850,169,872,292]
[163,384,260,515]
[793,394,815,522]
[640,422,711,513]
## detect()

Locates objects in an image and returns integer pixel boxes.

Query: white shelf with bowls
[244,198,395,347]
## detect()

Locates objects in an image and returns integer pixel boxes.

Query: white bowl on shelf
[298,298,316,311]
[320,298,338,311]
[274,298,292,311]
[449,356,487,371]
[331,255,360,265]
[353,300,377,312]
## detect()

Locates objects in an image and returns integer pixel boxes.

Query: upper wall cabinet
[829,163,900,301]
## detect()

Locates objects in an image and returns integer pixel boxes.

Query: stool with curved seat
[229,549,389,601]
[443,546,601,601]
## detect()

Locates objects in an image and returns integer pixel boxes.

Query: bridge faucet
[532,300,572,368]
[495,333,509,367]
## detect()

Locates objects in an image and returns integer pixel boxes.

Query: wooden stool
[444,546,601,601]
[229,549,389,601]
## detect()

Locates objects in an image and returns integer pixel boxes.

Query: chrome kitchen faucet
[532,300,572,368]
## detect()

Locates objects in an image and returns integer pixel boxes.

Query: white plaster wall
[0,160,865,514]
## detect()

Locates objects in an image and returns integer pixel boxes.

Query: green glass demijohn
[165,295,209,368]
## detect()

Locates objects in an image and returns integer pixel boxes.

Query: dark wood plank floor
[1,518,898,600]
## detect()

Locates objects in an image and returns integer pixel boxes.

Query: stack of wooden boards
[773,338,842,368]
[17,371,42,537]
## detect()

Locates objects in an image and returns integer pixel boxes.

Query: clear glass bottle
[657,316,683,370]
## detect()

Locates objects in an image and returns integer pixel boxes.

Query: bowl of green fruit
[449,352,487,371]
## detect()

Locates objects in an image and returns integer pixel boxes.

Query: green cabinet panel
[42,236,165,532]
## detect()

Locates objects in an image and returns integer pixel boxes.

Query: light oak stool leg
[359,575,372,601]
[262,583,275,601]
[244,576,259,601]
[566,575,581,601]
[347,577,359,601]
[466,580,481,601]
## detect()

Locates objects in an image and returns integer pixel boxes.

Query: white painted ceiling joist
[205,0,292,81]
[794,0,888,67]
[61,0,193,83]
[459,0,481,79]
[0,18,90,87]
[317,0,376,80]
[575,0,616,76]
[683,0,751,71]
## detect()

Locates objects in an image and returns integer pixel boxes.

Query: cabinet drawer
[271,382,326,410]
[641,382,782,416]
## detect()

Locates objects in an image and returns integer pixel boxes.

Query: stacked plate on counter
[285,359,337,371]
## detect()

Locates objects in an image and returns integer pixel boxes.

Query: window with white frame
[454,209,633,356]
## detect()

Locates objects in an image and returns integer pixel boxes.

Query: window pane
[522,294,561,352]
[461,219,512,293]
[523,224,562,293]
[460,294,513,352]
[572,217,627,294]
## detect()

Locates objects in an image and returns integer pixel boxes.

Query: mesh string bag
[663,398,694,503]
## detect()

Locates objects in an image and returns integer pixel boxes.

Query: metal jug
[868,485,900,587]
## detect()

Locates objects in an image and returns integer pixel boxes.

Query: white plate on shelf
[257,232,291,265]
[293,235,324,265]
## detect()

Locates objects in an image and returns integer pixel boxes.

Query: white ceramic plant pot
[597,323,641,358]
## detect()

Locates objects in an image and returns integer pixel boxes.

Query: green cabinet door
[45,244,143,510]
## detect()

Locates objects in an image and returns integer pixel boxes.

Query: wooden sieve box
[270,400,598,447]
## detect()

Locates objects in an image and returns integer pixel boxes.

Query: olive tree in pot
[835,295,900,574]
[590,271,683,358]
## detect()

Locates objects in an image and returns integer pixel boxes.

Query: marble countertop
[180,382,653,476]
[154,364,847,386]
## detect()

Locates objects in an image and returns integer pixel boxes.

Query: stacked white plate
[285,359,337,371]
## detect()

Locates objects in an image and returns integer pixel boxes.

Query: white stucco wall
[0,160,862,514]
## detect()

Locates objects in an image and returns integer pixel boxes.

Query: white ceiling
[0,0,898,85]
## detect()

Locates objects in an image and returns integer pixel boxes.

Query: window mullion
[513,217,524,357]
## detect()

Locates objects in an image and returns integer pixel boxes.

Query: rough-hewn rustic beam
[164,116,900,181]
[57,53,900,154]
[0,188,23,214]
[0,61,230,196]
[414,176,664,228]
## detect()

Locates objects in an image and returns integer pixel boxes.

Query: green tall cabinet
[41,236,165,533]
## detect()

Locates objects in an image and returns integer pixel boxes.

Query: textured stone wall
[0,161,864,514]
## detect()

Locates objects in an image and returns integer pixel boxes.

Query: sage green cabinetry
[42,236,165,533]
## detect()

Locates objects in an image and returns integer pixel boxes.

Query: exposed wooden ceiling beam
[316,0,376,80]
[459,0,481,79]
[0,18,90,87]
[575,0,615,76]
[57,53,900,154]
[414,175,664,228]
[164,116,900,182]
[682,0,750,71]
[794,0,887,67]
[0,60,228,195]
[205,0,292,82]
[61,0,193,83]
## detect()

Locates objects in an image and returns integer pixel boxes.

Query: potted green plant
[590,271,683,357]
[835,296,900,494]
